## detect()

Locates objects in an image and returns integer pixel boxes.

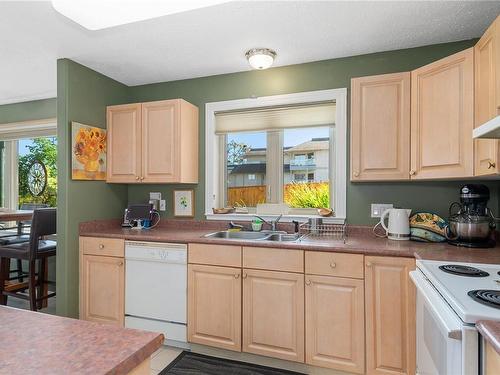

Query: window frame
[205,89,347,223]
[0,118,57,209]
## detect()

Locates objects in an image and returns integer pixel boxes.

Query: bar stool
[0,208,56,311]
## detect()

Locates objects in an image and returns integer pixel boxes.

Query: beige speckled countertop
[477,320,500,356]
[0,306,164,375]
[80,219,500,264]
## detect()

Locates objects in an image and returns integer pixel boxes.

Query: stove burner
[468,290,500,309]
[439,264,490,277]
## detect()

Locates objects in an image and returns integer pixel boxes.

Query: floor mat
[159,351,305,375]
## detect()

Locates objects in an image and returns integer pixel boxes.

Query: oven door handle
[410,270,463,341]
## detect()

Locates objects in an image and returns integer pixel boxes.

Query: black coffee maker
[446,184,496,248]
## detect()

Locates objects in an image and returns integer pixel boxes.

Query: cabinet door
[242,269,304,362]
[106,103,142,183]
[187,264,241,351]
[485,341,500,375]
[142,100,179,183]
[411,48,474,179]
[365,256,415,375]
[475,18,500,176]
[305,275,365,374]
[351,72,411,181]
[80,255,124,326]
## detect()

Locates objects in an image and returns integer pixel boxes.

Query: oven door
[410,270,478,375]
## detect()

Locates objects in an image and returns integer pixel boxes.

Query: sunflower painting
[71,122,107,180]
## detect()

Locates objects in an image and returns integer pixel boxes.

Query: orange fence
[227,182,329,208]
[227,185,266,207]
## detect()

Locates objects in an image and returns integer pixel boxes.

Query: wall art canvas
[173,189,194,217]
[71,122,106,180]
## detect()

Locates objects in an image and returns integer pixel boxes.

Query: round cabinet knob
[140,176,144,181]
[242,273,248,279]
[234,274,240,279]
[366,262,372,267]
[117,261,123,266]
[305,280,311,285]
[330,262,337,269]
[353,171,359,177]
[409,170,416,176]
[135,176,139,180]
[488,160,496,169]
[99,244,104,249]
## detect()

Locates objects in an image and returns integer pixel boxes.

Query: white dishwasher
[125,241,188,348]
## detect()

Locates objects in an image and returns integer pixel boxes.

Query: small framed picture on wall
[173,189,195,217]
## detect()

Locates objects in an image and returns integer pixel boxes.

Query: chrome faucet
[255,214,283,231]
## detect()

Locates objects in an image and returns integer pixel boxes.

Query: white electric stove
[410,260,500,375]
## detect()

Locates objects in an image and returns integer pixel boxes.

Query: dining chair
[0,203,49,282]
[0,208,56,311]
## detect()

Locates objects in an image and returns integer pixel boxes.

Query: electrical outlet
[371,203,393,218]
[159,199,166,211]
[150,192,161,200]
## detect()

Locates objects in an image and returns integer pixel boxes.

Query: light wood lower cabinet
[484,340,500,375]
[186,244,417,375]
[365,256,416,375]
[187,264,242,351]
[79,254,125,326]
[242,269,304,363]
[305,274,365,374]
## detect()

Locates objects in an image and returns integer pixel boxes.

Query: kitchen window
[205,89,346,222]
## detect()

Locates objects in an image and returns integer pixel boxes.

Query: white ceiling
[1,1,500,105]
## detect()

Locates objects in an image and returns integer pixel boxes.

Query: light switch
[159,199,166,211]
[150,192,161,200]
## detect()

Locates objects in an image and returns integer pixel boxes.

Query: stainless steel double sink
[204,230,302,242]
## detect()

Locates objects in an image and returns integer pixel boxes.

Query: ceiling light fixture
[245,48,277,70]
[51,0,227,30]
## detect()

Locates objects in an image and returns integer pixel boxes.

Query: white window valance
[215,102,335,134]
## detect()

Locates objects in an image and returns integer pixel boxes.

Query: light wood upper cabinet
[106,103,142,183]
[305,275,365,374]
[79,254,124,326]
[107,99,198,184]
[187,264,242,352]
[351,72,411,181]
[242,269,304,363]
[365,256,415,375]
[410,48,474,179]
[475,16,500,176]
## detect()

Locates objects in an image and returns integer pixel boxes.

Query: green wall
[56,59,130,317]
[0,98,57,123]
[126,39,500,225]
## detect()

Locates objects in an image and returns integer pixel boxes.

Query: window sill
[205,213,346,224]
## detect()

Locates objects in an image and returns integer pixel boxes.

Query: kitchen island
[0,306,164,375]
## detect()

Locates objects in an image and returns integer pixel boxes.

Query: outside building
[227,137,329,188]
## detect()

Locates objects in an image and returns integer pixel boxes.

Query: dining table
[0,209,33,222]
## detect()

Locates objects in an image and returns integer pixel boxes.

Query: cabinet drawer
[188,243,241,267]
[81,237,124,257]
[305,251,364,279]
[243,246,303,273]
